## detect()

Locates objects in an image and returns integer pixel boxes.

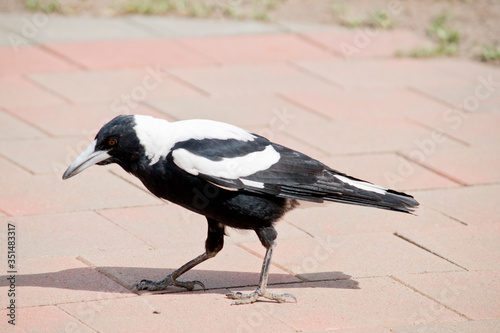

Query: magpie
[63,114,419,305]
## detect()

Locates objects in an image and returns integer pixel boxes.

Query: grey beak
[62,140,111,180]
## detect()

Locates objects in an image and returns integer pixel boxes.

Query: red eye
[108,138,118,146]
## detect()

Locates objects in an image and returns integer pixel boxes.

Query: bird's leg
[133,252,209,291]
[226,226,297,305]
[133,218,224,292]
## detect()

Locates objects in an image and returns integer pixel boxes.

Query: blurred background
[1,0,499,64]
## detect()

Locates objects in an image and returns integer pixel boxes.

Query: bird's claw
[226,288,297,305]
[172,279,206,291]
[132,275,206,292]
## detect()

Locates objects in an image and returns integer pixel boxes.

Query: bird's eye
[107,138,118,146]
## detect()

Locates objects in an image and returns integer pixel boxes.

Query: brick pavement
[0,13,499,333]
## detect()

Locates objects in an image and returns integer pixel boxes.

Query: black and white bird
[63,115,418,305]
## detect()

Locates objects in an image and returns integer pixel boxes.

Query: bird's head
[62,115,144,180]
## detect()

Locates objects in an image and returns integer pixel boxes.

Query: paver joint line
[393,232,469,271]
[395,151,467,187]
[390,275,473,321]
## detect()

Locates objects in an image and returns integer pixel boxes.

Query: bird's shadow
[0,266,359,294]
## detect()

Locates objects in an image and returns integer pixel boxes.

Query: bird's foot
[226,288,297,305]
[132,274,205,292]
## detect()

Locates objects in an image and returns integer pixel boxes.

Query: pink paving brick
[0,75,67,108]
[144,94,332,159]
[240,233,460,281]
[58,293,296,333]
[0,137,89,175]
[0,256,131,307]
[303,29,430,59]
[282,87,499,150]
[396,224,500,271]
[5,211,149,259]
[0,166,161,216]
[146,93,327,130]
[319,153,458,191]
[96,205,307,249]
[391,319,500,333]
[0,154,32,184]
[178,33,335,65]
[413,184,500,225]
[5,102,169,138]
[29,68,203,104]
[280,87,448,121]
[395,271,500,320]
[258,128,330,159]
[284,115,465,155]
[334,328,392,333]
[45,38,216,70]
[230,278,463,330]
[81,244,300,290]
[411,82,500,113]
[0,110,47,140]
[97,204,209,248]
[410,67,500,113]
[284,203,461,238]
[0,45,78,75]
[169,63,340,97]
[295,59,472,88]
[411,111,500,146]
[402,144,500,185]
[0,163,34,223]
[0,305,95,333]
[146,94,333,157]
[428,58,500,81]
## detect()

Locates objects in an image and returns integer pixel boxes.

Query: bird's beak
[62,140,112,180]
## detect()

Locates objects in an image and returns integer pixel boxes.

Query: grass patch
[341,9,394,29]
[481,45,500,62]
[404,12,460,58]
[331,2,395,29]
[340,15,365,28]
[22,0,283,20]
[368,9,394,29]
[23,0,60,13]
[251,0,283,21]
[117,0,282,20]
[120,0,214,17]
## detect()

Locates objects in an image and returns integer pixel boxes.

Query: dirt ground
[272,0,500,61]
[1,0,499,62]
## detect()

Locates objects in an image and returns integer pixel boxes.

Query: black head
[62,115,145,179]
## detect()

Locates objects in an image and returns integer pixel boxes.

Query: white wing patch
[335,175,387,195]
[173,145,280,180]
[173,119,256,142]
[134,115,257,165]
[240,178,265,189]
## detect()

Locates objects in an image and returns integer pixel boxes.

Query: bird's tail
[323,173,419,214]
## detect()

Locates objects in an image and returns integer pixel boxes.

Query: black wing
[171,135,419,213]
